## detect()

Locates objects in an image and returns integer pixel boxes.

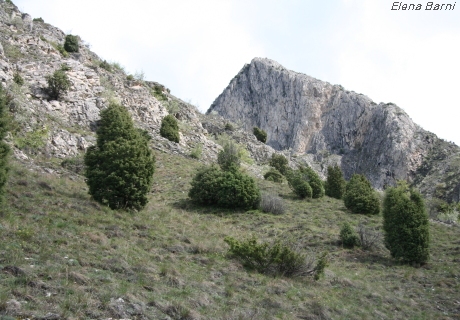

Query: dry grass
[0,153,459,319]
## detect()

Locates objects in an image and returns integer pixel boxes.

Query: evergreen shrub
[264,168,283,183]
[253,126,267,143]
[160,114,180,143]
[45,69,71,100]
[269,153,289,176]
[84,103,155,210]
[325,165,346,199]
[301,166,324,198]
[340,222,360,248]
[287,169,312,199]
[64,34,79,53]
[383,182,430,264]
[224,236,328,279]
[343,174,380,215]
[188,165,260,210]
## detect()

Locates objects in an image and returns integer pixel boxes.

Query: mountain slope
[208,57,460,201]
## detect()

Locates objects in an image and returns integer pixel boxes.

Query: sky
[13,0,460,145]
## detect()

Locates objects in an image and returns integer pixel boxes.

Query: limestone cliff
[208,58,460,201]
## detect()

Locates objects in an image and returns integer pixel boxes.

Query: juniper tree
[84,103,155,210]
[0,85,10,204]
[160,114,180,143]
[325,165,346,199]
[343,174,380,215]
[383,182,429,264]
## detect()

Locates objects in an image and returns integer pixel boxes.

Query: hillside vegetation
[1,153,459,319]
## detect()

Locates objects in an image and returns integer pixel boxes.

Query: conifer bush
[224,236,327,279]
[269,153,289,176]
[325,165,346,199]
[84,103,155,210]
[253,126,267,143]
[160,114,180,143]
[343,174,380,215]
[0,85,10,204]
[45,69,71,100]
[263,167,283,183]
[301,166,324,198]
[287,169,313,199]
[383,182,430,264]
[340,222,360,248]
[188,165,260,210]
[64,34,79,53]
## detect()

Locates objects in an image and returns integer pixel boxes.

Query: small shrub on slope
[188,165,260,210]
[224,236,328,279]
[340,222,360,248]
[269,153,289,176]
[287,169,312,199]
[325,165,346,199]
[300,166,324,199]
[253,126,267,143]
[264,168,283,183]
[64,34,79,53]
[383,181,430,264]
[160,114,180,143]
[45,69,71,100]
[343,174,380,215]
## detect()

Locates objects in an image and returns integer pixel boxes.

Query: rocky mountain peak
[208,58,460,201]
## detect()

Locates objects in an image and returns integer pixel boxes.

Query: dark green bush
[126,74,134,81]
[287,169,312,199]
[264,168,283,183]
[188,165,260,210]
[64,34,79,53]
[253,126,267,143]
[33,17,44,23]
[340,222,360,248]
[225,236,328,279]
[300,166,324,199]
[269,153,289,176]
[45,69,71,100]
[217,141,240,171]
[343,174,380,215]
[383,182,429,264]
[160,114,180,143]
[0,85,11,204]
[84,103,155,210]
[325,165,346,199]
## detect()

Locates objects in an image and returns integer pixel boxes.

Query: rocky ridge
[0,1,281,181]
[208,57,460,202]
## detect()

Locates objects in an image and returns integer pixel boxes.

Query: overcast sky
[13,0,460,145]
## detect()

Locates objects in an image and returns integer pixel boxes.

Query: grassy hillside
[1,152,459,319]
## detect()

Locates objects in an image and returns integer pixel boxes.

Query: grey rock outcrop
[208,58,460,199]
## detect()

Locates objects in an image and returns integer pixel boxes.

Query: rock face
[0,2,278,176]
[208,58,460,200]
